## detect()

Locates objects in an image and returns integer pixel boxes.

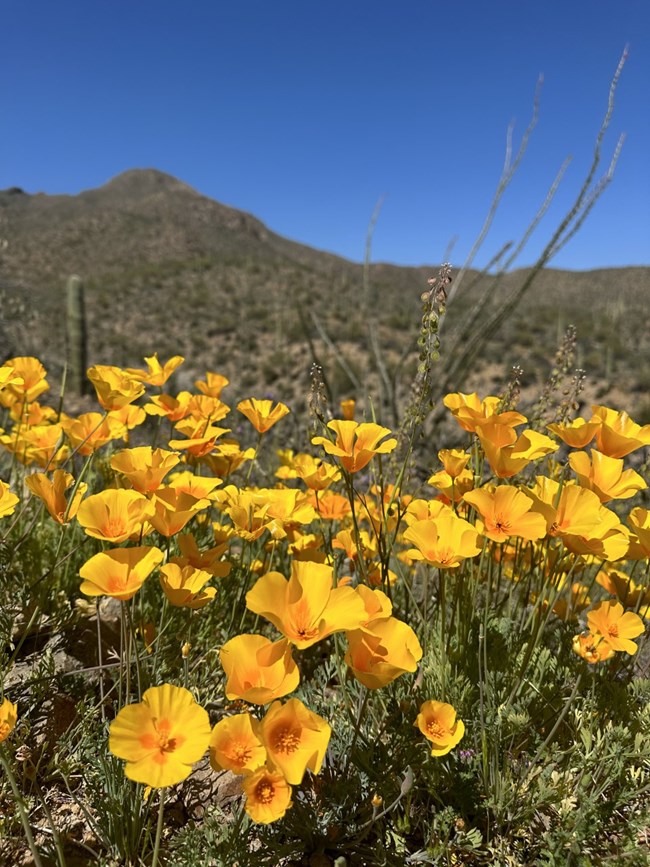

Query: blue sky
[2,1,648,269]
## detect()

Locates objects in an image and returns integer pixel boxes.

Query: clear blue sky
[2,1,648,269]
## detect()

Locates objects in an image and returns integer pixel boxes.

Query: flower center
[231,741,252,766]
[255,780,275,804]
[493,516,511,534]
[606,624,619,638]
[104,518,127,537]
[273,726,301,754]
[426,721,447,740]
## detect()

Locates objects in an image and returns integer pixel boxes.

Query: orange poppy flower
[568,449,646,502]
[246,561,367,649]
[108,684,211,788]
[25,469,87,523]
[312,420,396,474]
[0,480,19,519]
[209,713,267,775]
[61,411,125,456]
[586,600,645,655]
[415,700,465,756]
[195,371,229,398]
[0,697,18,742]
[403,510,482,568]
[463,486,546,543]
[79,546,164,600]
[242,766,292,824]
[76,489,154,542]
[125,353,185,386]
[547,417,600,449]
[1,356,49,403]
[590,405,650,458]
[148,487,211,537]
[345,616,422,689]
[443,391,526,433]
[237,398,290,434]
[110,447,180,493]
[87,365,145,411]
[261,698,331,784]
[572,631,616,664]
[219,634,300,704]
[159,562,216,608]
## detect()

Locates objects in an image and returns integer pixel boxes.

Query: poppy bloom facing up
[463,486,546,543]
[246,561,367,649]
[345,617,423,689]
[586,600,645,656]
[158,562,216,609]
[76,489,154,543]
[109,684,211,788]
[110,447,181,493]
[209,713,267,775]
[0,697,18,742]
[79,546,164,600]
[572,631,616,664]
[415,700,465,757]
[25,470,87,524]
[261,698,331,785]
[220,634,300,704]
[0,480,19,519]
[568,449,646,503]
[87,365,145,412]
[403,511,482,569]
[237,398,290,434]
[125,353,185,387]
[312,420,397,474]
[242,766,293,824]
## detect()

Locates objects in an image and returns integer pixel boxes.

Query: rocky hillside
[0,169,648,422]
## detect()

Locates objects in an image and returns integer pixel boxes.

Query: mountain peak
[99,168,197,198]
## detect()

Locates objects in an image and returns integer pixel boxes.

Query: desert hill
[0,169,648,421]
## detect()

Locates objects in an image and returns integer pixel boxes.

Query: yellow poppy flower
[246,561,367,649]
[627,507,650,560]
[312,420,396,474]
[25,469,87,523]
[415,700,465,756]
[590,405,650,458]
[220,634,300,704]
[148,487,211,538]
[261,698,331,785]
[0,480,19,519]
[195,372,229,398]
[125,353,185,386]
[308,490,351,521]
[596,568,650,617]
[547,417,600,449]
[569,449,646,502]
[0,697,18,742]
[237,398,290,434]
[76,489,154,542]
[159,562,216,608]
[0,423,68,468]
[108,684,211,788]
[443,392,526,433]
[477,424,558,479]
[144,391,193,422]
[79,546,164,600]
[403,511,482,568]
[209,713,267,775]
[1,356,49,403]
[87,365,145,411]
[61,411,125,456]
[572,631,616,664]
[110,447,181,493]
[345,616,423,689]
[242,766,292,824]
[463,486,546,543]
[586,600,645,655]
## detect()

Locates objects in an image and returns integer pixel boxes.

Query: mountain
[0,169,648,421]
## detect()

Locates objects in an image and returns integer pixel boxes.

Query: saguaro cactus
[66,274,88,396]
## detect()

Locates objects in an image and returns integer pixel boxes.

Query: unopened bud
[181,642,191,659]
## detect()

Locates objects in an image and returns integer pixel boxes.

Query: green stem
[0,746,45,867]
[151,788,166,867]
